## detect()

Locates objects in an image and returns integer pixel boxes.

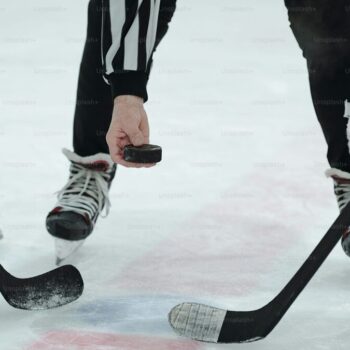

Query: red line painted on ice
[27,331,202,350]
[112,171,312,297]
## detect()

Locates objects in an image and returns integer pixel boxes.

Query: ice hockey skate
[46,149,116,264]
[326,169,350,256]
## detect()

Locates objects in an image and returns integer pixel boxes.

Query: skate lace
[334,183,350,211]
[56,162,112,220]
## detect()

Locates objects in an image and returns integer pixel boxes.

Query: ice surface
[0,0,349,349]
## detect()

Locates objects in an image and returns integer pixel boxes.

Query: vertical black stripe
[112,0,139,72]
[102,0,112,75]
[138,0,151,70]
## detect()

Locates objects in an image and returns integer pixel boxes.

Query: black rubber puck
[123,144,162,163]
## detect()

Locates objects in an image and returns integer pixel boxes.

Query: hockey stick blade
[0,265,84,310]
[169,203,350,343]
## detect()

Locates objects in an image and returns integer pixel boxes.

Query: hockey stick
[168,203,350,343]
[0,264,84,310]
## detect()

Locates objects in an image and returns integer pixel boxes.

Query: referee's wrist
[114,95,144,106]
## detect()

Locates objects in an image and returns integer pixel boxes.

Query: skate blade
[55,238,84,265]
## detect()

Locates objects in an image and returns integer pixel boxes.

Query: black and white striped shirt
[103,0,162,102]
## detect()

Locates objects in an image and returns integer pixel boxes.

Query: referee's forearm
[104,0,161,101]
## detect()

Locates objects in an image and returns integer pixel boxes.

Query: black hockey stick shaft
[169,205,350,343]
[221,203,350,340]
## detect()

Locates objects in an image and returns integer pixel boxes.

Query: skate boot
[46,149,116,264]
[326,169,350,256]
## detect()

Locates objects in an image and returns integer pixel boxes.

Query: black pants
[73,0,176,157]
[285,0,350,172]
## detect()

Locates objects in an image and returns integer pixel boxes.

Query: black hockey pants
[285,0,350,172]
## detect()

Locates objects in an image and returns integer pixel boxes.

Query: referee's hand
[106,95,156,168]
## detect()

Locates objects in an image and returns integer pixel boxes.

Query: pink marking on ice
[112,171,310,297]
[27,331,202,350]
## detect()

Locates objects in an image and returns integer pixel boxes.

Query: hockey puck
[123,144,162,163]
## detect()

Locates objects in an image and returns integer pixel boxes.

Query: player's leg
[46,0,116,264]
[46,0,177,263]
[285,0,350,254]
[285,0,350,171]
[73,2,112,157]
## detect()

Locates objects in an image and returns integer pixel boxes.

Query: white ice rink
[0,0,348,349]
